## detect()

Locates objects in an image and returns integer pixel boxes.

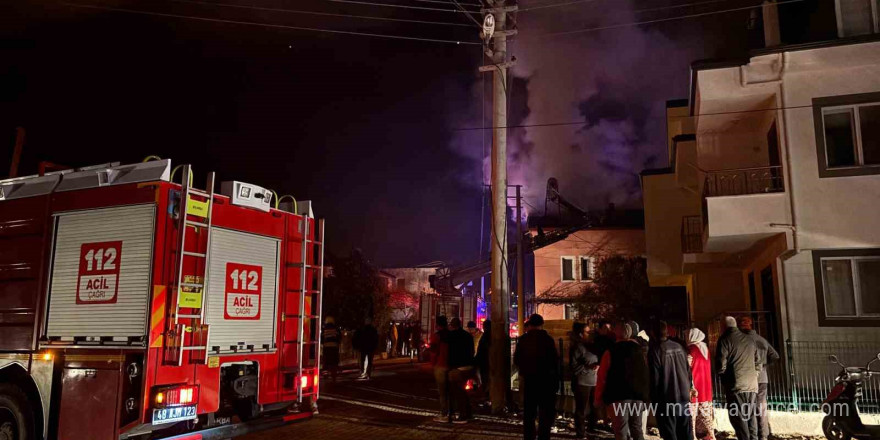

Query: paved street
[242,360,550,440]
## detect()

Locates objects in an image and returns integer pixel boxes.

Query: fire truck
[0,158,324,440]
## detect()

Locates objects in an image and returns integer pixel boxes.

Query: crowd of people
[324,313,779,440]
[511,314,777,440]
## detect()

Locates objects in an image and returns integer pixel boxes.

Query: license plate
[152,405,197,425]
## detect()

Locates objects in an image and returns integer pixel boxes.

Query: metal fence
[709,340,880,414]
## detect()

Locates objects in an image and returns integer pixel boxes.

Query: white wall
[782,43,880,249]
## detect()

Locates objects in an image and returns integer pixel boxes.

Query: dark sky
[0,0,756,266]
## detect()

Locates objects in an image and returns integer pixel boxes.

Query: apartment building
[642,2,880,349]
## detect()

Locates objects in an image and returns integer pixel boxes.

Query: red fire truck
[0,158,324,440]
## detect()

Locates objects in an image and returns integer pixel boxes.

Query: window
[579,256,595,280]
[564,304,578,320]
[396,279,406,290]
[836,0,879,37]
[814,93,880,177]
[561,257,575,282]
[813,249,880,326]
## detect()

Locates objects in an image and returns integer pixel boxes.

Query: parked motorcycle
[822,353,880,440]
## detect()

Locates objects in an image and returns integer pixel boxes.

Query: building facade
[642,8,880,350]
[531,227,646,321]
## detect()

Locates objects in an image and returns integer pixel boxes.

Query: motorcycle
[822,352,880,440]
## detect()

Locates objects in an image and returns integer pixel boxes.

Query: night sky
[0,0,757,266]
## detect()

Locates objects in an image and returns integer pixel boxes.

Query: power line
[62,2,483,45]
[449,0,484,27]
[520,0,744,12]
[321,0,476,13]
[170,0,474,27]
[413,0,482,8]
[518,0,597,12]
[527,0,809,37]
[453,104,816,131]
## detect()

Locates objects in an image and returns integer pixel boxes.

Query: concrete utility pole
[479,0,516,415]
[515,185,524,336]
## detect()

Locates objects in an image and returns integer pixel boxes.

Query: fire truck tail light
[301,375,309,389]
[314,374,319,388]
[153,385,199,408]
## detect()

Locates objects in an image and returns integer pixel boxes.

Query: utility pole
[480,0,516,415]
[515,185,524,336]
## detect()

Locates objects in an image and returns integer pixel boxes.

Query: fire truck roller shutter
[46,204,155,340]
[205,228,279,353]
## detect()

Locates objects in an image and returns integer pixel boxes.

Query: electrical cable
[454,104,816,131]
[62,2,483,45]
[449,0,484,27]
[520,0,749,13]
[170,0,475,27]
[414,0,481,6]
[526,0,811,37]
[321,0,477,13]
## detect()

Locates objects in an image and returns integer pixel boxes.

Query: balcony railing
[703,165,784,197]
[680,215,703,253]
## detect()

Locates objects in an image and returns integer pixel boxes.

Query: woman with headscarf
[685,328,715,440]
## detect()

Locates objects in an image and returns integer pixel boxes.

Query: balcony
[701,166,790,253]
[703,166,784,197]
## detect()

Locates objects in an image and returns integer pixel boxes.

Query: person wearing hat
[595,321,650,440]
[321,316,340,382]
[514,314,560,440]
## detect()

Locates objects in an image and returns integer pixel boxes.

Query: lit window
[561,257,575,282]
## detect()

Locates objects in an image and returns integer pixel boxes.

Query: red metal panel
[58,363,121,440]
[0,195,50,351]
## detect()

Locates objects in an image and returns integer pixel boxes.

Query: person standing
[592,320,616,359]
[739,317,779,440]
[353,318,379,380]
[390,323,399,357]
[447,317,475,423]
[475,319,492,405]
[321,316,340,382]
[595,322,649,440]
[685,328,715,440]
[648,320,693,440]
[514,314,560,440]
[570,322,599,438]
[467,321,483,352]
[428,316,451,422]
[716,316,760,440]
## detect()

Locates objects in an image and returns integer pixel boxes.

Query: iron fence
[703,165,784,197]
[708,339,880,413]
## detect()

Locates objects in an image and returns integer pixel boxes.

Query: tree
[322,250,391,330]
[538,255,652,323]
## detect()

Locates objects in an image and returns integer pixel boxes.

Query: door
[46,204,155,342]
[767,121,782,191]
[760,265,780,348]
[748,272,758,312]
[204,228,279,353]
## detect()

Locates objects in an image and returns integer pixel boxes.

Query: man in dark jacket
[475,320,492,404]
[716,316,760,440]
[740,317,779,440]
[570,322,599,438]
[648,320,694,440]
[597,322,649,440]
[514,314,559,440]
[447,317,475,423]
[353,317,379,380]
